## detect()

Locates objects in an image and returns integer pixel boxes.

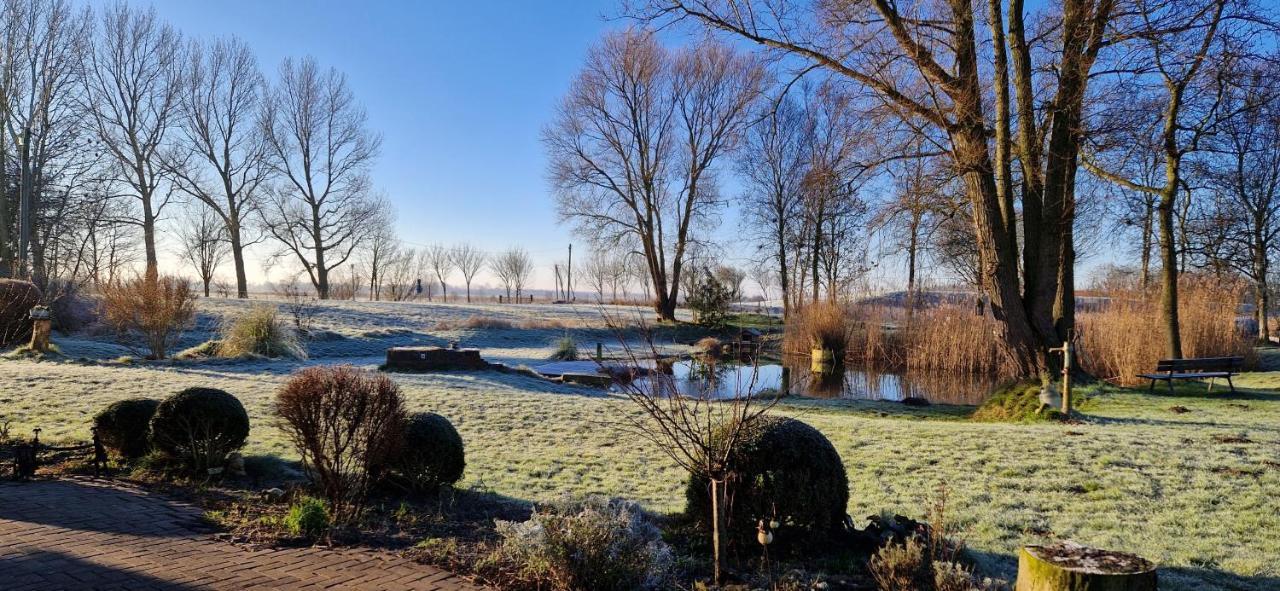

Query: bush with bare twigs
[0,279,41,347]
[1079,276,1254,385]
[99,275,196,359]
[275,365,407,522]
[608,314,779,586]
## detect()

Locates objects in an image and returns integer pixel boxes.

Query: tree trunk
[710,478,723,587]
[141,189,159,279]
[1140,198,1153,290]
[0,119,10,278]
[1158,189,1182,358]
[778,221,789,321]
[1255,247,1270,343]
[906,220,918,319]
[1016,545,1156,591]
[229,223,249,298]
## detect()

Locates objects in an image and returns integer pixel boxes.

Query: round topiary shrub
[685,416,849,547]
[93,398,160,458]
[394,412,465,492]
[150,387,250,472]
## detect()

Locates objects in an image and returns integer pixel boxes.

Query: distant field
[2,298,1278,590]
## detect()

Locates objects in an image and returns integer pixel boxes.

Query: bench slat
[1138,372,1232,380]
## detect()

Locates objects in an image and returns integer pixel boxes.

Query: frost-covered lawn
[1,298,1277,590]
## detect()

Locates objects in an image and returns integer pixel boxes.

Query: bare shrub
[434,315,514,330]
[1079,276,1254,385]
[274,277,318,332]
[217,305,305,359]
[0,279,42,347]
[609,314,779,585]
[519,318,571,330]
[275,365,407,522]
[869,536,931,591]
[99,275,196,359]
[487,495,674,591]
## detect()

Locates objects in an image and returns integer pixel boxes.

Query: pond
[624,359,998,405]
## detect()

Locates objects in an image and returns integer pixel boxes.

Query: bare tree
[360,196,397,301]
[1083,0,1263,358]
[0,0,93,286]
[260,56,381,299]
[424,243,454,302]
[82,2,182,277]
[449,243,486,303]
[177,205,228,297]
[546,30,764,321]
[582,251,610,301]
[713,265,745,302]
[491,246,533,300]
[872,154,951,315]
[632,0,1122,375]
[382,246,424,302]
[169,35,270,298]
[1193,61,1280,342]
[738,96,806,319]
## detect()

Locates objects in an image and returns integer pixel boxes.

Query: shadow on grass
[964,548,1280,591]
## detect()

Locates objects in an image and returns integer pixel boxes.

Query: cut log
[1016,543,1157,591]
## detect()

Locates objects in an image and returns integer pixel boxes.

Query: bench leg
[1207,376,1214,393]
[1227,375,1235,394]
[1168,379,1175,396]
[1149,378,1155,394]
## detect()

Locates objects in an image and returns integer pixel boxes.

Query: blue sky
[148,1,1111,293]
[157,0,624,285]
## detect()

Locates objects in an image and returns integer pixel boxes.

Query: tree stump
[1016,543,1157,591]
[29,306,51,353]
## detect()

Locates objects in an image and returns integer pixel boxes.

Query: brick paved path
[0,478,485,590]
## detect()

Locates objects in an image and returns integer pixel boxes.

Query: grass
[3,359,1276,589]
[1,300,1277,590]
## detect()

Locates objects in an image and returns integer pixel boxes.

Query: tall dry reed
[902,306,1016,377]
[784,302,1015,378]
[1078,276,1253,385]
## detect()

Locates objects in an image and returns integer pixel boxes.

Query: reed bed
[1078,277,1254,386]
[784,302,1015,378]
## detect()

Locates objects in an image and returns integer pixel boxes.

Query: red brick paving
[0,478,485,590]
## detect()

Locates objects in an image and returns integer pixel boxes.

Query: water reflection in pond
[624,357,997,406]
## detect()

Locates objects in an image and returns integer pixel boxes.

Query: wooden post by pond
[1049,340,1073,415]
[1061,340,1072,415]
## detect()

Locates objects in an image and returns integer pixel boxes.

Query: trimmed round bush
[685,416,849,545]
[394,412,465,492]
[93,398,160,458]
[150,387,250,472]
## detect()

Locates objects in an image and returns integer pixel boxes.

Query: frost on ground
[1,298,1279,590]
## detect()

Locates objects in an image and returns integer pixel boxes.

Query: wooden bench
[1138,356,1243,394]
